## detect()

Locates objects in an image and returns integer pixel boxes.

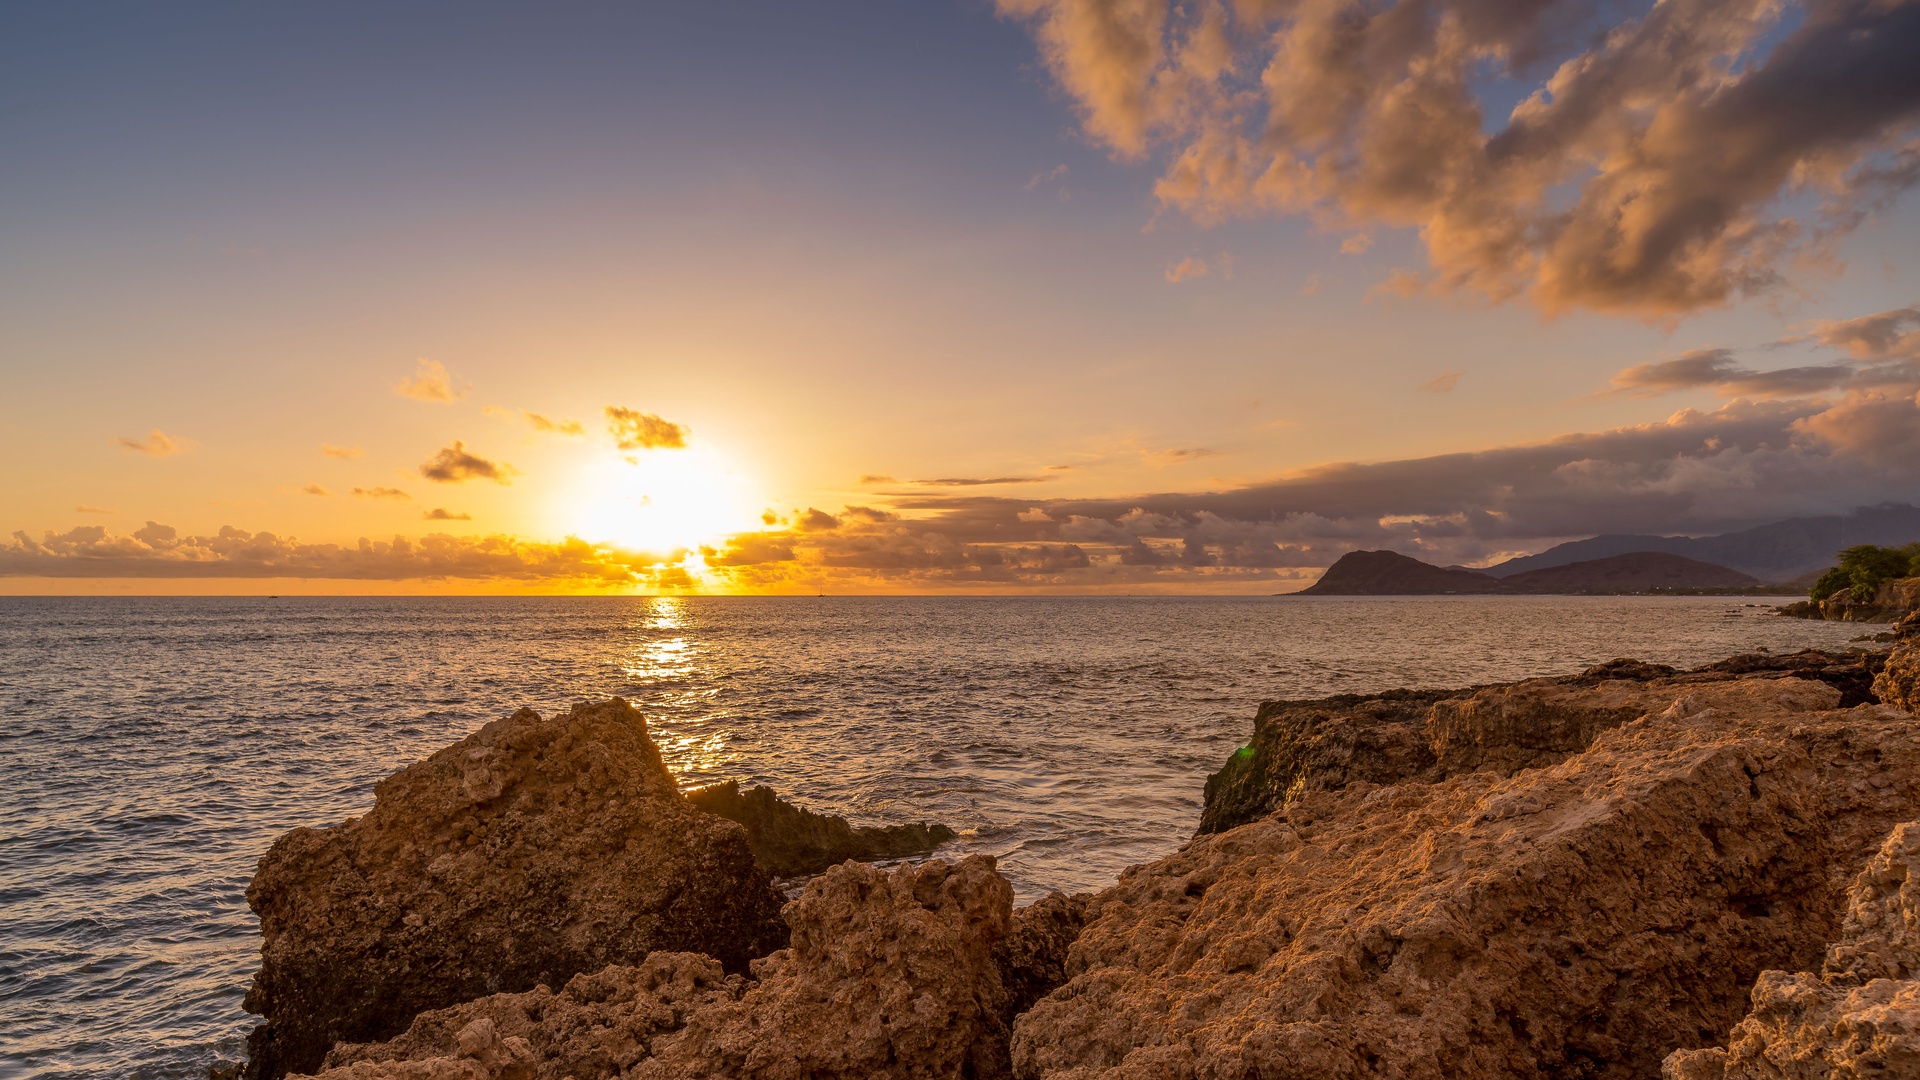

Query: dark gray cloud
[419,441,511,484]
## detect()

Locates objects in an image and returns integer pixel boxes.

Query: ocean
[0,595,1872,1079]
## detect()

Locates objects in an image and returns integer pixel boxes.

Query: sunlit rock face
[1665,821,1920,1079]
[241,699,787,1080]
[298,855,1020,1080]
[1873,614,1920,714]
[1012,678,1920,1079]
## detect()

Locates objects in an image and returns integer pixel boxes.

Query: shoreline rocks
[683,780,957,879]
[240,699,788,1079]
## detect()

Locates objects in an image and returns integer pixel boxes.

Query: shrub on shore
[1810,543,1920,602]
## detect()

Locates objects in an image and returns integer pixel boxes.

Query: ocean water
[0,595,1872,1079]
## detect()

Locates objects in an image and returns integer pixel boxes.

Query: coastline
[227,625,1920,1079]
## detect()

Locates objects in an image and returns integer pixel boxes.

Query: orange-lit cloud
[321,444,364,459]
[394,359,462,402]
[423,508,472,521]
[487,407,586,435]
[302,484,332,496]
[74,505,117,515]
[418,441,511,484]
[353,486,411,500]
[1419,370,1464,394]
[606,406,690,450]
[1164,256,1208,283]
[115,429,193,457]
[999,0,1920,317]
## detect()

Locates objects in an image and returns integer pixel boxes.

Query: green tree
[1810,543,1920,602]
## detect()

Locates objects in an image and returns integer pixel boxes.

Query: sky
[3,0,1919,593]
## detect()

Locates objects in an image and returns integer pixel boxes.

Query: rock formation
[242,699,788,1079]
[1664,820,1920,1078]
[996,892,1091,1021]
[1013,676,1920,1079]
[299,856,1018,1080]
[683,779,957,878]
[1200,649,1886,834]
[1873,614,1920,714]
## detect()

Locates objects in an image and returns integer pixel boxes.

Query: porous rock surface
[1013,677,1920,1079]
[1664,820,1920,1078]
[684,779,958,878]
[301,855,1017,1080]
[1200,650,1886,834]
[243,699,788,1079]
[1874,616,1920,714]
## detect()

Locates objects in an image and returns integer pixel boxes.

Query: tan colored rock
[641,854,1015,1079]
[1012,678,1920,1080]
[243,700,787,1079]
[683,779,958,878]
[1875,637,1920,714]
[1663,821,1920,1079]
[298,953,741,1080]
[300,856,1018,1080]
[997,892,1091,1021]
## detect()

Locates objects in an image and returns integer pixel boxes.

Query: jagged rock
[1012,678,1920,1079]
[1876,637,1920,714]
[301,856,1018,1080]
[297,954,743,1080]
[1664,821,1920,1078]
[640,854,1015,1079]
[997,892,1091,1021]
[242,700,788,1079]
[684,780,958,878]
[1201,651,1888,835]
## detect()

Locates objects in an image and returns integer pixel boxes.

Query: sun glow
[561,445,764,557]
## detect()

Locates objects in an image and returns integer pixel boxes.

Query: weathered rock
[997,892,1092,1021]
[301,856,1017,1080]
[1818,577,1920,623]
[1876,637,1920,714]
[640,854,1016,1079]
[1201,650,1889,835]
[684,779,958,878]
[1012,678,1920,1079]
[297,953,743,1080]
[242,699,788,1079]
[1664,821,1920,1079]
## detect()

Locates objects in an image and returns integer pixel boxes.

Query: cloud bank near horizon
[998,0,1920,317]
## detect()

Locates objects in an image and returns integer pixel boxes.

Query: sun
[561,445,764,556]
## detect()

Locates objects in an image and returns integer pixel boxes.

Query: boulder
[1012,678,1920,1079]
[683,780,957,878]
[1664,820,1920,1078]
[1200,651,1888,835]
[996,892,1091,1021]
[303,855,1019,1080]
[640,854,1015,1079]
[1876,635,1920,715]
[242,699,788,1079]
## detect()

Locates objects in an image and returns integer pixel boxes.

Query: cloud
[418,441,511,484]
[859,474,898,485]
[999,0,1920,317]
[606,406,690,450]
[1419,370,1465,394]
[1301,274,1323,296]
[910,476,1056,487]
[115,429,193,457]
[423,508,472,521]
[1026,164,1070,189]
[395,360,462,402]
[1341,235,1373,256]
[302,484,332,496]
[1,523,672,584]
[321,444,364,459]
[1610,347,1899,398]
[488,407,586,435]
[353,486,411,500]
[1155,447,1222,462]
[1811,305,1920,359]
[73,505,117,515]
[1165,256,1208,283]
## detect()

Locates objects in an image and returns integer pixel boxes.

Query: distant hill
[1294,550,1506,595]
[1482,503,1920,583]
[1499,552,1761,593]
[1298,549,1764,595]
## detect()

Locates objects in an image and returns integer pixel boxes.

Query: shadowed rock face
[302,856,1019,1080]
[1876,619,1920,713]
[1200,650,1888,835]
[1666,820,1920,1078]
[995,892,1091,1022]
[241,699,788,1080]
[684,780,958,878]
[1013,679,1920,1079]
